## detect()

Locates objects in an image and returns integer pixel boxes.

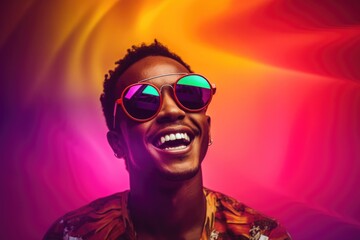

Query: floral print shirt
[44,188,291,240]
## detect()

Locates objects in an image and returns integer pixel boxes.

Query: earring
[114,153,123,158]
[208,138,213,146]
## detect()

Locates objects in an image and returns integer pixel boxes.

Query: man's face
[113,56,211,181]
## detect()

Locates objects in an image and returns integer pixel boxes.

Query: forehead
[116,56,190,95]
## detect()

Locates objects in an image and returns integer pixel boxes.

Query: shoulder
[204,188,291,240]
[43,191,131,240]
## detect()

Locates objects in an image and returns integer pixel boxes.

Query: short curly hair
[100,40,193,130]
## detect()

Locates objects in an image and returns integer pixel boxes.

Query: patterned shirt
[44,188,291,240]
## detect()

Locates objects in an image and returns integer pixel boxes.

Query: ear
[107,130,126,159]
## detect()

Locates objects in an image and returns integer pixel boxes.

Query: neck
[128,169,206,239]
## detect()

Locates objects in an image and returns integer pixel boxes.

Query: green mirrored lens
[143,85,160,96]
[177,75,211,89]
[176,75,212,110]
[123,84,160,120]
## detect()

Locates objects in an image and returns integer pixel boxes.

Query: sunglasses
[113,73,216,127]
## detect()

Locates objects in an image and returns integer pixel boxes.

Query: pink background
[1,1,360,239]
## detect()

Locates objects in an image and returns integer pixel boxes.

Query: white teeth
[170,134,176,140]
[156,132,191,148]
[165,145,187,150]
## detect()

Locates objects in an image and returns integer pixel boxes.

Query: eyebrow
[138,72,189,83]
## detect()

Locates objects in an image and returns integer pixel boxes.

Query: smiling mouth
[153,132,193,151]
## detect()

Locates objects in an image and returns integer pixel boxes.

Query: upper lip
[149,125,196,148]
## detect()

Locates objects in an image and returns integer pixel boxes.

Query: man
[44,40,291,240]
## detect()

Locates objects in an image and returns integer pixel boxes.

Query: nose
[156,90,185,123]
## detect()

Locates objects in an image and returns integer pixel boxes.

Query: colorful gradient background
[1,1,360,239]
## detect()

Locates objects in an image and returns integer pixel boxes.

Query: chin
[159,165,201,182]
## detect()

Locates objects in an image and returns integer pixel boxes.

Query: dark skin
[107,56,211,240]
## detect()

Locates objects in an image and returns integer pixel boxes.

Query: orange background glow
[1,1,360,239]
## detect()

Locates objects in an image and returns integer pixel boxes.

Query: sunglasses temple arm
[211,83,217,95]
[113,103,117,130]
[113,99,122,130]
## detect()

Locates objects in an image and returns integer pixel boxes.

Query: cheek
[122,125,144,147]
[120,122,151,161]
